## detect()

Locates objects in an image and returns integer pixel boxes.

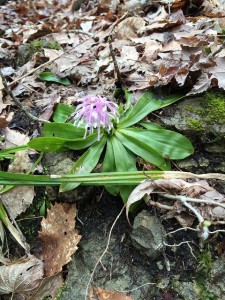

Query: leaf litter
[0,0,225,298]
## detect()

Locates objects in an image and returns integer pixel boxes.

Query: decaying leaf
[90,287,134,300]
[1,150,34,218]
[114,17,145,39]
[202,0,225,16]
[2,128,29,148]
[39,203,81,276]
[0,256,44,295]
[27,272,63,300]
[126,179,225,224]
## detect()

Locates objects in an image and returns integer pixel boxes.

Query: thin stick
[84,205,125,300]
[160,193,209,240]
[108,36,122,85]
[161,193,225,209]
[0,70,48,123]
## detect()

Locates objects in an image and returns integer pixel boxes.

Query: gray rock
[43,152,94,202]
[60,231,153,300]
[130,211,166,259]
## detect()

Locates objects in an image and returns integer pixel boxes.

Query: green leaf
[119,128,194,160]
[43,122,85,139]
[123,88,133,113]
[60,136,107,192]
[115,129,170,170]
[111,136,137,203]
[0,145,29,160]
[53,103,75,123]
[139,121,163,130]
[39,71,71,85]
[118,91,184,128]
[102,137,120,196]
[28,137,68,152]
[28,133,98,152]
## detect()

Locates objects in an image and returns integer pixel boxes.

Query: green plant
[26,90,194,202]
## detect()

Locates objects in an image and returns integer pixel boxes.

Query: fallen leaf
[90,287,134,300]
[39,203,81,276]
[114,17,145,40]
[126,179,225,224]
[0,256,44,295]
[27,272,63,300]
[2,128,29,148]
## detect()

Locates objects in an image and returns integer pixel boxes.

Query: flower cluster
[73,95,119,140]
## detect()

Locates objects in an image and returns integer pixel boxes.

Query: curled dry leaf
[202,0,225,16]
[27,272,63,300]
[114,17,146,39]
[39,203,81,276]
[90,287,134,300]
[1,150,34,219]
[126,179,225,223]
[0,256,44,296]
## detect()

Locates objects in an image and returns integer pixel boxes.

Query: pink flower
[73,95,119,140]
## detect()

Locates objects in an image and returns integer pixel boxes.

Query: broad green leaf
[43,122,85,139]
[60,136,107,192]
[102,137,120,196]
[118,91,184,128]
[28,137,68,152]
[65,133,98,150]
[139,121,163,130]
[123,88,133,113]
[111,136,137,203]
[53,103,75,123]
[115,130,170,170]
[39,71,71,85]
[28,133,98,152]
[119,128,194,160]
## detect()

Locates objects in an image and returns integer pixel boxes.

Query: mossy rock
[158,92,225,145]
[17,39,61,66]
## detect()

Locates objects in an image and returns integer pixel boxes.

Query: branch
[0,69,48,123]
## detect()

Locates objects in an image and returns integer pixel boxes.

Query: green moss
[194,249,217,300]
[204,93,225,124]
[187,119,204,131]
[186,93,225,131]
[17,39,61,66]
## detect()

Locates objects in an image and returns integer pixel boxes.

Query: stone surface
[43,152,94,202]
[60,218,154,300]
[130,210,166,259]
[157,95,225,175]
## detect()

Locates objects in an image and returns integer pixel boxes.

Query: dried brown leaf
[1,150,34,218]
[114,17,145,40]
[202,0,225,16]
[27,272,63,300]
[126,179,224,222]
[39,203,81,276]
[2,128,29,148]
[90,287,134,300]
[0,256,44,295]
[187,72,211,95]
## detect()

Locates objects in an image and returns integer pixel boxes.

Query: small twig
[160,193,209,240]
[164,240,195,247]
[116,282,155,294]
[108,36,122,85]
[9,35,95,86]
[165,227,198,236]
[161,193,225,208]
[84,205,125,300]
[0,70,48,123]
[210,41,225,58]
[69,29,94,37]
